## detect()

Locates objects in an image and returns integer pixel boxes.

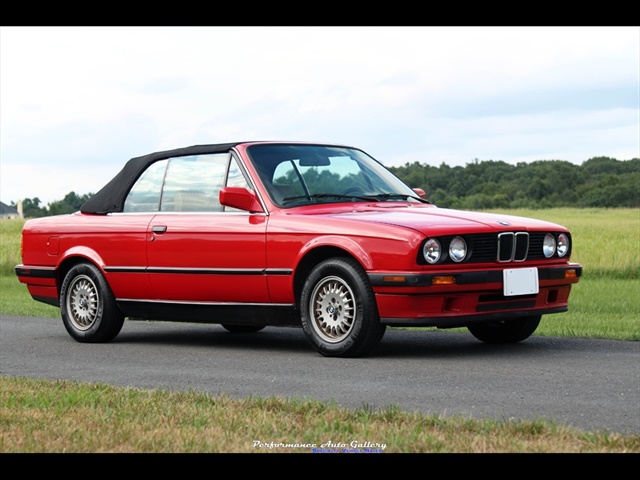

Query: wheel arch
[55,249,107,297]
[292,245,368,306]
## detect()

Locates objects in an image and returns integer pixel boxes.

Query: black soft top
[80,142,242,214]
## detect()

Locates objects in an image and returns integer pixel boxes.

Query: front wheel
[467,315,541,344]
[300,257,385,357]
[60,263,125,343]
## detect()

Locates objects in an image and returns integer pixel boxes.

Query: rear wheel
[60,263,125,343]
[467,315,541,344]
[300,257,385,357]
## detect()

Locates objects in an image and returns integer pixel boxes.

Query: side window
[226,156,250,189]
[123,154,229,213]
[222,156,252,212]
[123,160,168,212]
[162,154,227,212]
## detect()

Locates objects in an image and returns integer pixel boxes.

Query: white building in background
[0,200,21,219]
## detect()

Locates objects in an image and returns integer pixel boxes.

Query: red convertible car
[16,141,582,357]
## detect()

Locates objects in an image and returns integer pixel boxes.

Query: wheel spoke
[68,275,99,331]
[310,275,356,343]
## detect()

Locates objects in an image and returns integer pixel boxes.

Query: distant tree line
[11,156,639,217]
[389,156,639,209]
[11,192,93,218]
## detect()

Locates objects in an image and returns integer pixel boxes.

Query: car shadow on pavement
[112,320,553,359]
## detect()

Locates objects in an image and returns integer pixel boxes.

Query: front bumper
[369,264,581,328]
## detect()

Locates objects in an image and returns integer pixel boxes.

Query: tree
[47,192,92,216]
[18,197,47,218]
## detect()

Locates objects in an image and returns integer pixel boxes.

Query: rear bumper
[15,264,60,306]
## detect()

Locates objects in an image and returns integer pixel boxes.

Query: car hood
[304,204,566,235]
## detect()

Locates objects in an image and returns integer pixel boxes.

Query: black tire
[60,263,125,343]
[221,324,265,333]
[467,315,541,344]
[300,257,386,358]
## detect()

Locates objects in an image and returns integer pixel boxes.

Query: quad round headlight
[423,238,441,264]
[557,233,570,257]
[543,233,556,258]
[449,236,467,262]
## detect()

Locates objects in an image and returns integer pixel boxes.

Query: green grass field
[492,208,639,279]
[1,209,638,452]
[3,210,638,339]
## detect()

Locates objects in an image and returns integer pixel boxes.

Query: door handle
[152,226,167,234]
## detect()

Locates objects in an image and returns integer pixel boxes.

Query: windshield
[246,144,427,206]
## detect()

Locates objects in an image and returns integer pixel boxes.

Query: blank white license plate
[503,267,539,296]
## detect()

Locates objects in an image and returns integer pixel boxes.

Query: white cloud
[1,26,638,205]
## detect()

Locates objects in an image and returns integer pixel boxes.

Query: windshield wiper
[281,193,378,204]
[371,193,431,203]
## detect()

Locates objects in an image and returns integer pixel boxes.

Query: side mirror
[412,187,426,199]
[219,187,263,213]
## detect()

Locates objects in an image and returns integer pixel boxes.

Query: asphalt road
[1,314,638,436]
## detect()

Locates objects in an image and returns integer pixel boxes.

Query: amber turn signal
[432,275,456,285]
[565,269,577,278]
[382,276,406,283]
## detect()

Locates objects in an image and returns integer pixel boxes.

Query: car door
[145,152,269,303]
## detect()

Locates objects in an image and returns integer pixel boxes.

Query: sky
[1,26,639,206]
